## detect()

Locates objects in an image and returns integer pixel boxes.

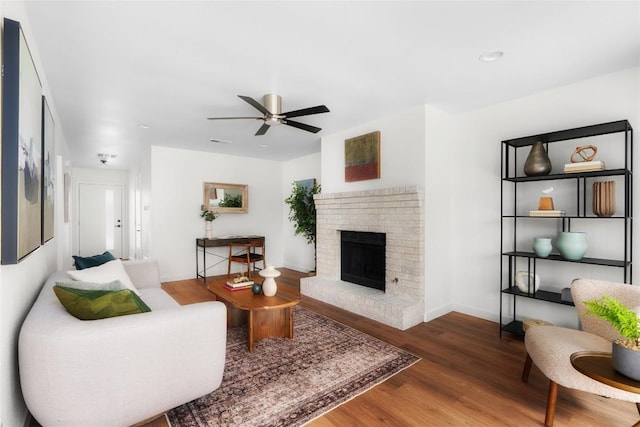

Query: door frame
[72,170,129,260]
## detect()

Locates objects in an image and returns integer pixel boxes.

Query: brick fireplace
[300,186,424,330]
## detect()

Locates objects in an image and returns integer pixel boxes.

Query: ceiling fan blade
[283,120,322,134]
[282,105,330,118]
[238,95,272,116]
[255,123,271,136]
[207,116,262,120]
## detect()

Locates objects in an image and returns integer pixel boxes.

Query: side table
[571,351,640,426]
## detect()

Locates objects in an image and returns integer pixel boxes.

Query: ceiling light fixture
[97,153,117,165]
[138,124,151,129]
[260,144,268,148]
[479,51,504,63]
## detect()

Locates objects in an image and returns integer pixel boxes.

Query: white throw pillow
[67,259,140,295]
[55,279,128,292]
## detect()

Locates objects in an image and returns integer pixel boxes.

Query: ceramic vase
[524,141,552,176]
[259,265,281,297]
[556,232,587,261]
[515,271,540,293]
[532,237,553,257]
[205,221,214,239]
[251,283,262,295]
[612,341,640,381]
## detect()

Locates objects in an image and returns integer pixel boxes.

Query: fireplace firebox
[340,231,386,291]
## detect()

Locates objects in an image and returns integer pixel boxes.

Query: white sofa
[19,259,227,427]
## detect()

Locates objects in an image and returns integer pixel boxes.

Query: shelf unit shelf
[500,120,633,337]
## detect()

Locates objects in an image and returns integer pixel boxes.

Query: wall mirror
[203,182,248,213]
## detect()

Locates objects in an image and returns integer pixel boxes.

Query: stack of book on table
[225,278,254,291]
[529,210,566,217]
[564,160,605,173]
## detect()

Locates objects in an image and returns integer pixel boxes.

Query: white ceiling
[21,1,640,169]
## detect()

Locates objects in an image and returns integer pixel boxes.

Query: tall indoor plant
[584,295,640,380]
[284,180,321,270]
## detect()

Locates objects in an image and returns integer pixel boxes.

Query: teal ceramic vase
[532,237,552,257]
[556,232,587,261]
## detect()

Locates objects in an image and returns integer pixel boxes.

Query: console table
[196,236,265,281]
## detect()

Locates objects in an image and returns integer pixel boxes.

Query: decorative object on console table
[1,18,43,264]
[200,204,218,239]
[344,131,381,182]
[523,141,552,176]
[532,237,552,257]
[556,231,588,261]
[259,265,281,297]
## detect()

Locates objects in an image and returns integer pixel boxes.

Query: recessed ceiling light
[138,124,151,129]
[479,51,504,63]
[210,138,232,144]
[260,144,268,148]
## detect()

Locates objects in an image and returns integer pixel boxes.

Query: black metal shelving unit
[500,120,633,337]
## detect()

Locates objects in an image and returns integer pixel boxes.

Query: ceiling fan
[207,94,330,136]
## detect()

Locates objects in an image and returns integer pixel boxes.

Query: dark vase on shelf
[524,141,552,176]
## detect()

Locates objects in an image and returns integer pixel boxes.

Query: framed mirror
[203,182,248,214]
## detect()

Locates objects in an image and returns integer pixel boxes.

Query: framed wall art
[42,96,55,243]
[2,18,43,264]
[344,131,380,182]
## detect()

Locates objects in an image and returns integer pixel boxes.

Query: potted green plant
[584,295,640,380]
[284,181,321,270]
[200,204,219,239]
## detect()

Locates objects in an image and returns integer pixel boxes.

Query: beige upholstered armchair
[521,279,640,427]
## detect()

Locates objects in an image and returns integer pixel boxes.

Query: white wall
[423,106,456,320]
[150,146,284,281]
[320,105,426,194]
[0,3,73,427]
[282,153,321,272]
[448,67,640,328]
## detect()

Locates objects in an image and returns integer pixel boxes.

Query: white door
[78,184,123,258]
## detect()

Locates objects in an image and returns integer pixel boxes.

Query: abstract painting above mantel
[344,131,380,182]
[1,18,43,264]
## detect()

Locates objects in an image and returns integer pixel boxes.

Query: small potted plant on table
[200,204,219,239]
[584,296,640,380]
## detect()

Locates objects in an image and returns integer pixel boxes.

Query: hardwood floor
[125,269,640,426]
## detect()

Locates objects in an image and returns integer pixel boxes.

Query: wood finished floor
[50,269,640,427]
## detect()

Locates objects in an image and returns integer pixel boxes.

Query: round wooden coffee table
[207,278,300,352]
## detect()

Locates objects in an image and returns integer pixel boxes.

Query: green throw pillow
[72,251,116,270]
[53,285,151,320]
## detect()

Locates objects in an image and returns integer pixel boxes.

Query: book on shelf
[529,210,566,217]
[564,160,605,173]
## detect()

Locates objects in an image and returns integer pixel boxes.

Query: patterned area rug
[167,306,420,427]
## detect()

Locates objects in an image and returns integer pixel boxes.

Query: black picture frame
[2,18,43,264]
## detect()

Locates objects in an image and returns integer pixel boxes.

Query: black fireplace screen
[340,231,386,291]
